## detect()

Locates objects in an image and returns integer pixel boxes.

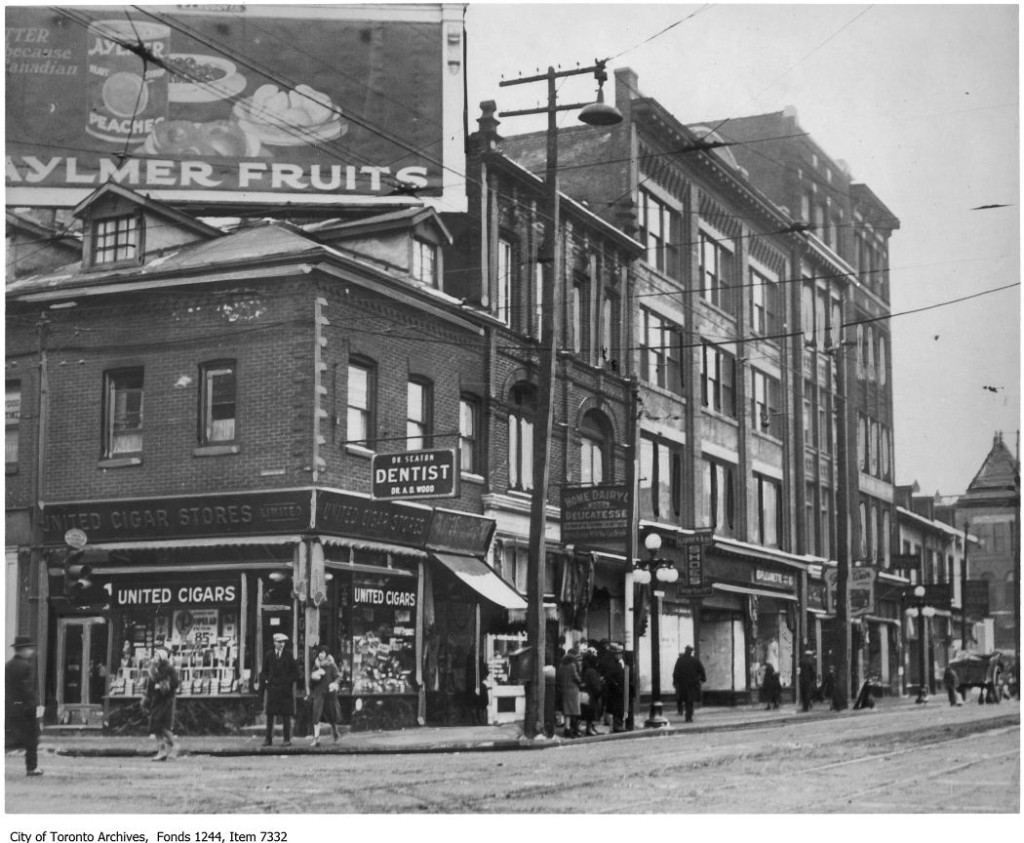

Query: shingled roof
[960,432,1020,504]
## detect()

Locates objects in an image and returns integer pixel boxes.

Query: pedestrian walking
[942,664,961,706]
[307,645,341,746]
[580,647,604,736]
[671,645,706,723]
[5,635,43,776]
[143,642,180,761]
[261,632,299,747]
[557,647,583,738]
[603,642,627,732]
[798,649,816,712]
[762,662,782,710]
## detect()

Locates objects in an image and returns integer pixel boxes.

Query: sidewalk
[41,694,1018,758]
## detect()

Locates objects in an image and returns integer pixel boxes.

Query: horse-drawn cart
[947,651,1012,703]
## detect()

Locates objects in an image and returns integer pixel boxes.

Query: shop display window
[108,582,243,698]
[337,575,416,695]
[484,633,527,685]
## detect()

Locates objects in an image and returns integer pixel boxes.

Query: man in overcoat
[5,635,43,776]
[798,649,817,712]
[671,645,706,723]
[603,642,627,732]
[261,632,299,746]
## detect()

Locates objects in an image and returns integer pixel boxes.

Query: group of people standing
[555,641,628,737]
[259,633,342,747]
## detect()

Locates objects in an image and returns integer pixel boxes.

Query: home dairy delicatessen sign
[6,5,450,200]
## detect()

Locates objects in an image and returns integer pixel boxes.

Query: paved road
[5,701,1019,817]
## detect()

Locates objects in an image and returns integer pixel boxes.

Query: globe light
[644,532,663,554]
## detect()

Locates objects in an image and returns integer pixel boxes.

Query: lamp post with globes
[907,584,937,703]
[634,532,679,728]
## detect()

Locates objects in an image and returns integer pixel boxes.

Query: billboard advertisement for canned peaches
[6,5,458,203]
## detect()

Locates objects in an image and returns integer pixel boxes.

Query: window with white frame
[507,383,536,492]
[749,268,779,337]
[5,381,20,465]
[857,414,867,471]
[820,487,833,559]
[104,368,143,457]
[92,213,141,266]
[346,360,375,449]
[702,456,736,536]
[699,230,734,314]
[406,378,431,450]
[752,370,781,437]
[856,324,865,379]
[640,308,682,394]
[412,239,438,286]
[600,292,620,367]
[858,501,869,558]
[640,187,676,275]
[755,474,782,548]
[869,419,879,476]
[532,261,544,339]
[701,343,736,417]
[199,361,236,444]
[578,410,611,487]
[877,334,887,385]
[805,482,816,556]
[459,395,480,475]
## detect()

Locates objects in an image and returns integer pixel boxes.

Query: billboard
[6,4,465,207]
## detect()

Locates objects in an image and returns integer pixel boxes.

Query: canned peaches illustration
[86,20,170,144]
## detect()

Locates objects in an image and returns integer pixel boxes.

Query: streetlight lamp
[498,61,622,739]
[634,532,679,728]
[907,584,937,703]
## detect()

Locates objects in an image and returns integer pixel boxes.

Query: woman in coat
[143,643,180,761]
[580,648,604,736]
[308,645,342,745]
[762,662,782,710]
[557,649,583,738]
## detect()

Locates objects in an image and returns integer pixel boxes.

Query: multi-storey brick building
[494,68,907,703]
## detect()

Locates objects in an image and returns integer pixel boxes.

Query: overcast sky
[465,1,1021,499]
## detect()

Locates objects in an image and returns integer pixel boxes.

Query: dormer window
[89,211,143,268]
[411,238,438,286]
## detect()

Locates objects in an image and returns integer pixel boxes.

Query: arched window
[507,383,536,492]
[579,409,612,486]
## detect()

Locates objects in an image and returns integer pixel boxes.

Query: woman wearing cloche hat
[6,634,43,776]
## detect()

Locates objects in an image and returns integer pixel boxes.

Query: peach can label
[86,19,170,144]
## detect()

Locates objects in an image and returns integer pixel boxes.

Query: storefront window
[108,579,242,697]
[338,574,417,695]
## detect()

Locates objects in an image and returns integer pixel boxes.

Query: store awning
[320,535,429,559]
[432,552,528,610]
[713,583,798,602]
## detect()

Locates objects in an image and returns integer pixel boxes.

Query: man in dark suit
[671,645,707,723]
[261,632,299,747]
[5,635,43,776]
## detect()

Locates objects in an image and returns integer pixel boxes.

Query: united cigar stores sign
[115,582,237,607]
[6,5,454,201]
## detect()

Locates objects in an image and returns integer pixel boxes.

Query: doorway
[55,616,108,727]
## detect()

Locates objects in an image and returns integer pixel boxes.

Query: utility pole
[499,62,621,739]
[961,520,969,652]
[831,324,851,710]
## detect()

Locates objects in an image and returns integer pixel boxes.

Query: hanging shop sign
[6,5,462,205]
[822,567,877,617]
[41,489,312,543]
[561,484,631,554]
[371,449,459,501]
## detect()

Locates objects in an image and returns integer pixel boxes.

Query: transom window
[200,361,236,444]
[93,214,141,266]
[104,368,143,457]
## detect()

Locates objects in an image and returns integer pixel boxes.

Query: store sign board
[6,5,451,202]
[352,583,417,608]
[316,490,432,546]
[115,582,238,607]
[371,449,459,501]
[427,509,495,556]
[824,568,876,616]
[561,484,630,554]
[41,490,312,542]
[754,568,796,591]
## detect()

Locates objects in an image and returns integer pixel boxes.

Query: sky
[464,1,1021,498]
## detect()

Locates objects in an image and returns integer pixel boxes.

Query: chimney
[615,67,639,116]
[473,100,502,152]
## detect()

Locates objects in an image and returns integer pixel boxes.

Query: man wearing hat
[261,632,299,746]
[5,635,43,776]
[798,648,817,712]
[672,645,707,723]
[603,642,627,732]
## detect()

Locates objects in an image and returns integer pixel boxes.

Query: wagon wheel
[991,665,1004,704]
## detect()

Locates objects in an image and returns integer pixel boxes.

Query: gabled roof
[304,206,452,245]
[961,433,1020,501]
[72,182,223,239]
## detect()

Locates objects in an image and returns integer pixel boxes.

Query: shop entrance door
[55,616,108,727]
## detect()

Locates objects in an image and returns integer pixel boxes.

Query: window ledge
[193,444,241,457]
[640,381,686,402]
[698,299,738,322]
[701,407,739,426]
[346,444,375,459]
[461,472,485,485]
[752,429,783,445]
[98,456,142,469]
